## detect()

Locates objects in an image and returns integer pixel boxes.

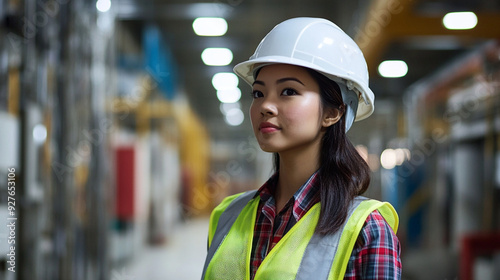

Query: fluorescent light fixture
[220,101,241,115]
[394,148,411,165]
[443,12,478,30]
[380,148,411,169]
[96,0,111,12]
[225,108,244,126]
[33,124,47,144]
[212,72,239,90]
[193,17,228,36]
[380,149,397,169]
[378,60,408,78]
[217,87,241,103]
[201,48,233,66]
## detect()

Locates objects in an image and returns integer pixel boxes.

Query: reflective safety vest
[202,190,398,280]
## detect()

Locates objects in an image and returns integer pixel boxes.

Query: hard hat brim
[233,56,375,121]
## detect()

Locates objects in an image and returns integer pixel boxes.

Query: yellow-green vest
[202,191,398,280]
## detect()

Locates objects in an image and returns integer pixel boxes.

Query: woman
[202,17,401,280]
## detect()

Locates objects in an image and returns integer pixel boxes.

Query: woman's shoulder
[210,192,248,223]
[214,192,247,211]
[207,192,246,245]
[358,209,399,247]
[345,210,402,279]
[208,192,255,241]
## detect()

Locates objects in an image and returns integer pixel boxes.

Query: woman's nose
[260,98,278,116]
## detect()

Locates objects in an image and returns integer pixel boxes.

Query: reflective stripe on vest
[202,191,398,280]
[295,196,366,279]
[202,190,257,279]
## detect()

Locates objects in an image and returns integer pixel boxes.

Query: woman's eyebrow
[276,77,304,85]
[252,80,265,86]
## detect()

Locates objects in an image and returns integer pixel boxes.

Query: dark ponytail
[273,69,371,234]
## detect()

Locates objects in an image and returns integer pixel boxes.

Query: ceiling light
[193,17,228,36]
[217,88,241,103]
[378,60,408,78]
[220,101,241,115]
[201,48,233,66]
[96,0,111,12]
[394,148,411,165]
[225,108,244,126]
[33,124,47,144]
[380,149,397,169]
[212,72,239,90]
[443,12,478,30]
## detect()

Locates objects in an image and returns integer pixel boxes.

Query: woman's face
[250,64,330,154]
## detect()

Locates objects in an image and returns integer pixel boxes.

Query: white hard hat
[233,17,374,131]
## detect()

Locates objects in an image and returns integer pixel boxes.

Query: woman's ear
[322,108,343,128]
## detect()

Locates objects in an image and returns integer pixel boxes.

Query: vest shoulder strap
[329,199,398,280]
[202,190,257,280]
[295,196,367,280]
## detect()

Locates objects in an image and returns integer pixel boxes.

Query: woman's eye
[251,90,263,99]
[281,88,297,96]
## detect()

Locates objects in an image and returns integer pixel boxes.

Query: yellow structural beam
[390,13,500,38]
[8,67,20,117]
[356,0,500,75]
[355,0,416,74]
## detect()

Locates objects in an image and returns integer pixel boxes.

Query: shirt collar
[256,171,320,220]
[255,173,278,202]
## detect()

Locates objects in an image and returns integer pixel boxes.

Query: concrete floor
[125,217,209,280]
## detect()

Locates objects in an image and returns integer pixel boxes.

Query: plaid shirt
[250,172,401,279]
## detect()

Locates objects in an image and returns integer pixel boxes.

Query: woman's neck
[275,143,321,212]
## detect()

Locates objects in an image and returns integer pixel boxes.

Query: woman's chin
[258,144,280,153]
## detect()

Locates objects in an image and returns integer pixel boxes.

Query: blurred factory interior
[1,0,500,279]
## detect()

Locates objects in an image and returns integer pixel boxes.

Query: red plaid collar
[256,171,320,221]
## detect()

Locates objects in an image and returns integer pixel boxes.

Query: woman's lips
[259,122,280,134]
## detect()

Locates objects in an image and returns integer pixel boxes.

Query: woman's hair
[272,68,371,235]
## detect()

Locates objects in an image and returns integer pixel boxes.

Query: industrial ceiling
[113,0,500,141]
